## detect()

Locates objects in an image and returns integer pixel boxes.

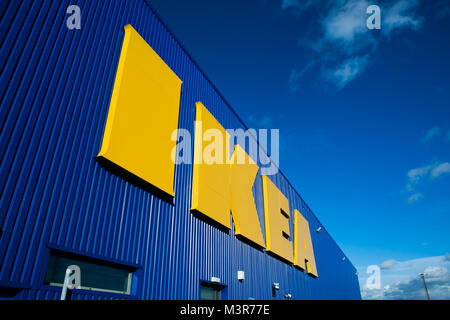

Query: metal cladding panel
[0,0,361,300]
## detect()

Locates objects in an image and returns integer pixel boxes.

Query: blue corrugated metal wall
[0,0,361,300]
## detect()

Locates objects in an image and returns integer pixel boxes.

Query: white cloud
[380,259,397,269]
[323,0,370,44]
[431,162,450,179]
[425,265,449,280]
[382,267,450,300]
[359,255,450,300]
[284,0,423,90]
[382,0,423,34]
[405,161,450,203]
[324,55,370,88]
[406,164,434,190]
[406,161,450,190]
[408,193,423,204]
[420,126,442,143]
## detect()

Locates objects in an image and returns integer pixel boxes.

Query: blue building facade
[0,0,361,300]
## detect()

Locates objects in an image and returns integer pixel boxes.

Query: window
[44,250,134,295]
[200,282,224,300]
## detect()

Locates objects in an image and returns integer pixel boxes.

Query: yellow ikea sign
[97,25,318,277]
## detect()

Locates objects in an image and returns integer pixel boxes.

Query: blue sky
[150,0,450,298]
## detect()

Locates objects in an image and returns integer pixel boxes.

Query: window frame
[43,248,136,295]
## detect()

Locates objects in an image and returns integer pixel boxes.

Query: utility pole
[418,273,430,300]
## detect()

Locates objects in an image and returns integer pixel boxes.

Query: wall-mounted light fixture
[272,282,280,298]
[342,257,346,261]
[211,277,221,283]
[237,271,245,281]
[316,227,322,233]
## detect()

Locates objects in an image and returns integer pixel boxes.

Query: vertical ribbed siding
[0,0,361,300]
